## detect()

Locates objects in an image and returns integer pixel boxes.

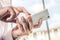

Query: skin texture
[12,17,43,38]
[0,6,30,22]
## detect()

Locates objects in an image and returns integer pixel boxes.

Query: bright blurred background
[12,0,60,40]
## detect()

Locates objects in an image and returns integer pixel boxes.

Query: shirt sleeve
[3,30,13,40]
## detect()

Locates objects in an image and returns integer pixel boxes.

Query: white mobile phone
[17,9,49,24]
[32,9,49,23]
[12,9,49,28]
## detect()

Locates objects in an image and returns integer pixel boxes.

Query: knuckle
[27,15,32,22]
[27,15,31,19]
[8,6,12,8]
[21,17,26,23]
[21,7,25,9]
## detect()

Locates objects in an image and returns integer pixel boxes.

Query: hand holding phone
[32,9,49,23]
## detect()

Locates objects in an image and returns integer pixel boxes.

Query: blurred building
[16,27,60,40]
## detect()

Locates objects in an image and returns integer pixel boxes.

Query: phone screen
[32,9,49,23]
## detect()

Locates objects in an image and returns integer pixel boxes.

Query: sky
[12,0,60,31]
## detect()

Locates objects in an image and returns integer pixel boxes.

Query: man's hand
[12,17,43,38]
[0,6,30,22]
[12,18,29,38]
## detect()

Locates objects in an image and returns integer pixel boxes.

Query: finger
[27,15,34,33]
[15,18,24,32]
[16,18,20,26]
[16,18,21,29]
[21,16,28,33]
[34,18,43,28]
[6,19,16,23]
[13,7,20,16]
[16,17,29,35]
[18,31,29,36]
[6,7,16,21]
[12,24,24,38]
[12,25,29,38]
[15,7,31,16]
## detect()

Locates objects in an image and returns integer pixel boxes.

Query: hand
[12,16,43,38]
[0,6,30,22]
[12,18,29,38]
